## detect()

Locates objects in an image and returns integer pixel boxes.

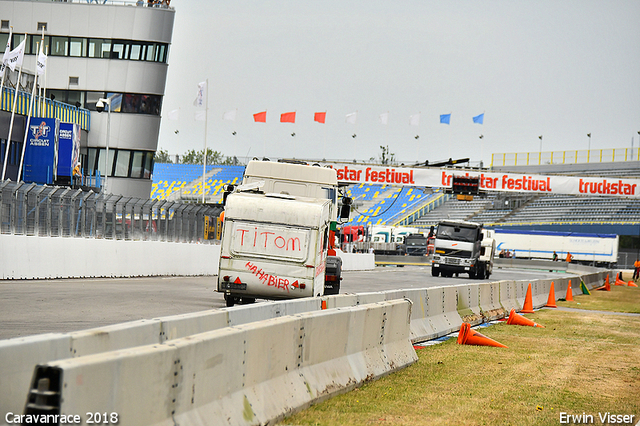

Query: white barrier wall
[0,236,374,279]
[0,235,221,279]
[25,300,417,426]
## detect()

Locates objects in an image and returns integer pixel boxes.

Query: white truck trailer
[491,228,618,266]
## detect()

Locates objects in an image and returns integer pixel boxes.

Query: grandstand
[344,185,436,227]
[151,164,245,202]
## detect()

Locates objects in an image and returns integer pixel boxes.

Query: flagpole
[2,34,26,181]
[202,78,208,204]
[37,28,44,117]
[18,42,40,182]
[42,46,48,117]
[0,27,13,106]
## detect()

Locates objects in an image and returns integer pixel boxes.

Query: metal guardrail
[491,148,640,167]
[0,181,222,242]
[0,87,90,131]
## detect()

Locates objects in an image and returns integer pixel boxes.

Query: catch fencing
[0,181,222,243]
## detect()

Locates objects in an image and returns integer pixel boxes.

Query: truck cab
[431,220,493,279]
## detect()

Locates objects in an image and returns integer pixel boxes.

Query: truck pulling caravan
[217,160,351,307]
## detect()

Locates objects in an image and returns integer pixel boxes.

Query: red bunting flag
[253,111,267,123]
[280,111,296,123]
[314,112,326,124]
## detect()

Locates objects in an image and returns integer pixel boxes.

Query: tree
[181,148,235,165]
[154,148,172,163]
[379,145,395,165]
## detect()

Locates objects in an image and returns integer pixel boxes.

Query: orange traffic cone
[545,281,557,308]
[506,308,545,328]
[457,323,508,348]
[615,273,626,286]
[565,280,574,301]
[629,281,639,287]
[521,283,534,313]
[595,275,611,291]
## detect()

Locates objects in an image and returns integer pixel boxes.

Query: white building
[0,0,175,198]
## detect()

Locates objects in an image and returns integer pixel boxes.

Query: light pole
[96,97,112,193]
[587,133,591,162]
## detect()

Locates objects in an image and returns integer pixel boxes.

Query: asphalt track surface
[0,266,568,340]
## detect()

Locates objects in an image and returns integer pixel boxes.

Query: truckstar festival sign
[326,164,640,198]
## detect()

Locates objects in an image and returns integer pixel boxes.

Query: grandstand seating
[345,186,435,227]
[151,164,245,202]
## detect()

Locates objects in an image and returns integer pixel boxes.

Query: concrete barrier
[337,252,376,271]
[454,283,483,325]
[479,281,506,321]
[498,280,520,313]
[0,234,221,279]
[24,300,417,426]
[0,334,71,422]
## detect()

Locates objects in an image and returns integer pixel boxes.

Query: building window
[86,148,155,180]
[1,21,9,30]
[37,22,47,31]
[88,38,111,58]
[69,37,86,57]
[50,36,68,56]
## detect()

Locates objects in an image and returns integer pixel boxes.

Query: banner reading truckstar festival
[324,163,640,198]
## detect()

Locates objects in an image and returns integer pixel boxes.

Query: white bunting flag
[345,111,357,124]
[223,109,237,121]
[379,112,389,125]
[410,113,420,126]
[167,109,179,121]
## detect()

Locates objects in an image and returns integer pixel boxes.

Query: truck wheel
[224,293,236,307]
[431,267,440,277]
[469,271,476,279]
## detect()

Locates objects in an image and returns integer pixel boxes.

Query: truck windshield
[405,235,426,246]
[437,225,477,242]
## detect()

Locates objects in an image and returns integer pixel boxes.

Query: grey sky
[158,0,640,166]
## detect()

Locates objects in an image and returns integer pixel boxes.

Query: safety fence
[0,181,222,243]
[491,147,640,167]
[1,86,90,131]
[0,266,612,425]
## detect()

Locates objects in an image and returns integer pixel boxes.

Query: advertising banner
[57,122,80,178]
[324,163,640,198]
[23,118,59,185]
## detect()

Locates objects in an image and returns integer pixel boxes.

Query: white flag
[379,112,389,125]
[345,111,357,124]
[167,109,179,120]
[193,81,207,108]
[36,49,47,76]
[223,109,237,121]
[409,113,420,126]
[4,38,26,72]
[1,28,11,73]
[195,110,206,121]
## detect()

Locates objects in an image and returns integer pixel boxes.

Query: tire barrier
[1,267,612,423]
[23,300,417,426]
